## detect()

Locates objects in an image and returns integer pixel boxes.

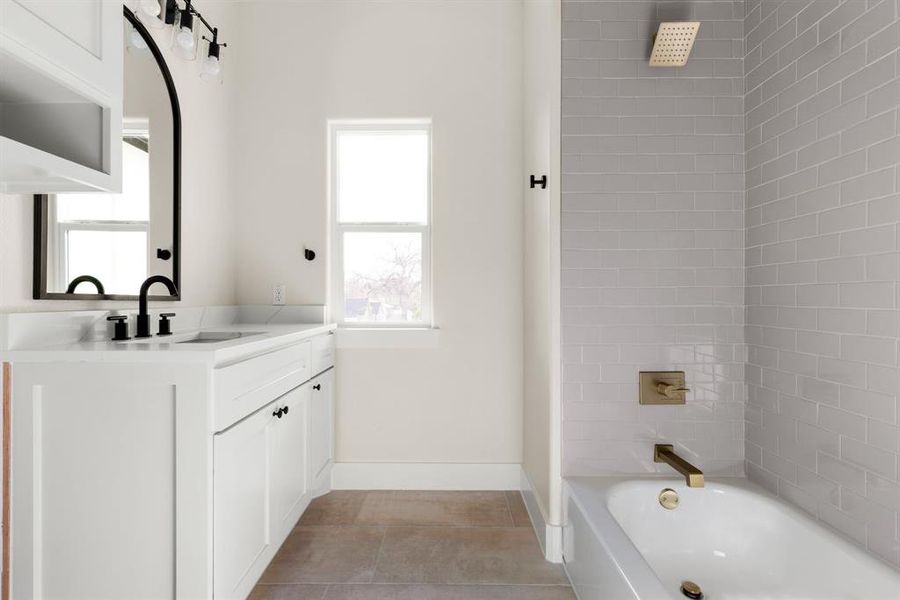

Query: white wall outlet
[272,284,286,306]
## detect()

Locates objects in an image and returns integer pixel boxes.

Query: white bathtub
[563,477,900,600]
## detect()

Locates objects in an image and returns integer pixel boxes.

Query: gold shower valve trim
[639,371,690,405]
[657,382,689,398]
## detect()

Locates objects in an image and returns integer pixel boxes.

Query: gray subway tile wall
[562,0,900,568]
[561,0,747,477]
[744,0,900,567]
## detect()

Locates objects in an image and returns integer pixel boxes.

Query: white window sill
[335,326,441,349]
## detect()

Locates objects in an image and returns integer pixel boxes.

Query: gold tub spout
[654,444,704,488]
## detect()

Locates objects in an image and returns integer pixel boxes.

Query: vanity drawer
[213,342,311,431]
[311,333,335,374]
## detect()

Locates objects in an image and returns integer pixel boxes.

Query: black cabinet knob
[273,407,284,419]
[283,405,290,415]
[313,384,321,391]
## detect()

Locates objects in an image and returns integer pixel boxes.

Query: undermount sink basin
[176,331,265,344]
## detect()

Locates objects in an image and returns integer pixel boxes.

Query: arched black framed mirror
[33,6,181,301]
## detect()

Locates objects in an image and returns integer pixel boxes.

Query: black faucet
[65,275,105,295]
[136,275,179,338]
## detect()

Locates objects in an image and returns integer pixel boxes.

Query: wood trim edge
[2,362,10,600]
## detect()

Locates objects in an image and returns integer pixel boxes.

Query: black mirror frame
[33,6,182,301]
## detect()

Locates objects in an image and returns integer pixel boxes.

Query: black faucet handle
[107,315,130,341]
[158,313,176,336]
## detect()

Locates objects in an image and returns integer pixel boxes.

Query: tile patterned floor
[250,491,575,600]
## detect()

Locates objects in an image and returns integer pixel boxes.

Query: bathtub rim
[563,477,675,600]
[563,475,900,600]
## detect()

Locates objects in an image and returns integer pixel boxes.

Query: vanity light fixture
[164,0,179,25]
[200,27,226,82]
[172,2,198,60]
[146,0,227,77]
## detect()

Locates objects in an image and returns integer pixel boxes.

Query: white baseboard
[331,462,521,490]
[545,524,563,564]
[520,467,563,563]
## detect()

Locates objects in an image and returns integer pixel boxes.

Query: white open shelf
[0,135,114,193]
[0,8,121,195]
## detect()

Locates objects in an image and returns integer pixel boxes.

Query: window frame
[328,119,433,328]
[48,128,152,292]
[53,217,150,291]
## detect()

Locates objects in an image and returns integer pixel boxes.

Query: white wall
[743,0,900,568]
[523,0,563,528]
[0,1,239,312]
[233,1,525,467]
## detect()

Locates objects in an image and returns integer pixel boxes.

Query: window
[50,128,150,295]
[330,121,432,326]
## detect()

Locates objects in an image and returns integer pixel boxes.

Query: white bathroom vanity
[4,318,335,599]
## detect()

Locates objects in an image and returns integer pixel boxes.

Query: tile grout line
[502,490,517,527]
[357,491,385,585]
[368,524,389,584]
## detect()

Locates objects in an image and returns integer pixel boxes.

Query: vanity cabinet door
[308,369,335,486]
[269,384,309,540]
[213,401,277,600]
[0,0,122,97]
[214,385,311,600]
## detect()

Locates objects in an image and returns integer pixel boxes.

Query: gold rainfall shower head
[649,22,700,67]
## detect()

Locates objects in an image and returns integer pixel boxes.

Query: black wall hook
[530,174,547,189]
[304,248,316,261]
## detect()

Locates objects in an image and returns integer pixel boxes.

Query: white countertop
[2,322,336,366]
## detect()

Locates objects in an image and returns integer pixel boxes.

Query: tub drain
[680,580,703,599]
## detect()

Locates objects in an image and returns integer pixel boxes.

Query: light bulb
[138,0,160,17]
[176,26,195,50]
[200,55,221,81]
[135,0,165,29]
[129,27,148,50]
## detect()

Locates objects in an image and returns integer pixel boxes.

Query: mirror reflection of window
[52,125,150,295]
[34,13,179,300]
